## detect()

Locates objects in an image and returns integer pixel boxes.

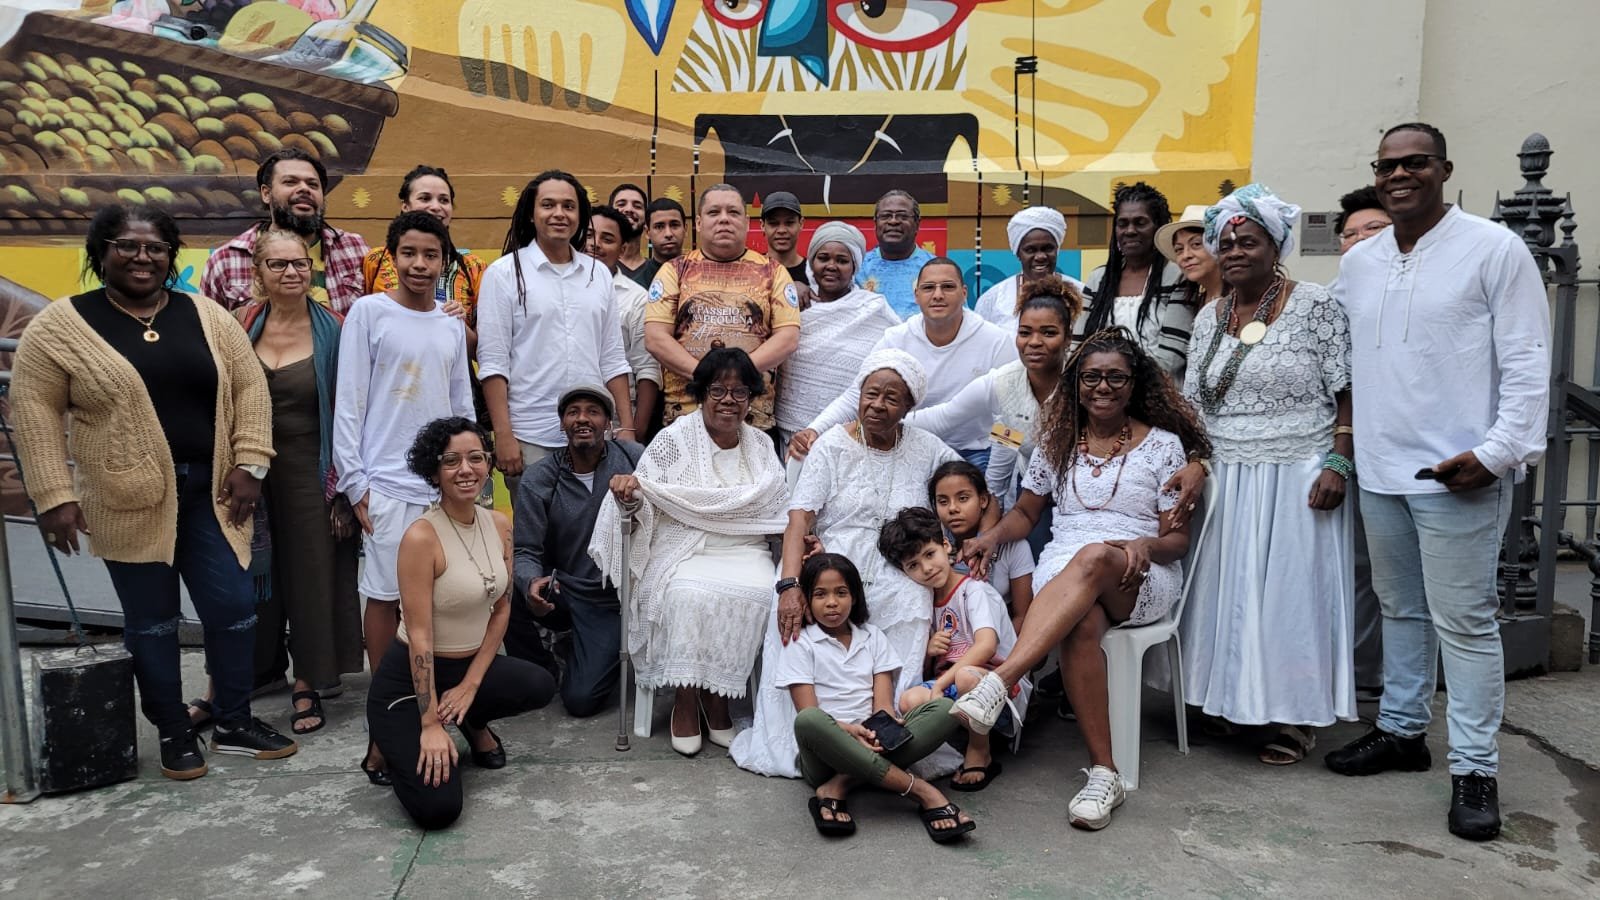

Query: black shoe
[1056,696,1076,721]
[1324,727,1431,776]
[1449,772,1501,841]
[158,728,209,781]
[1035,669,1064,699]
[465,725,506,769]
[211,716,300,760]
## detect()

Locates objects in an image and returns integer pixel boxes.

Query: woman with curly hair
[950,327,1210,831]
[1179,184,1356,766]
[366,417,555,829]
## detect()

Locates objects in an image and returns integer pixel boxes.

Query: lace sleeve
[1153,431,1187,512]
[1183,302,1218,401]
[1021,445,1058,498]
[1310,284,1353,395]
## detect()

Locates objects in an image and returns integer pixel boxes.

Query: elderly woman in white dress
[731,349,960,777]
[775,222,901,450]
[1180,183,1357,765]
[973,207,1085,335]
[591,348,789,756]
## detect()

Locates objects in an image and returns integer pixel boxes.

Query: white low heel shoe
[700,698,735,748]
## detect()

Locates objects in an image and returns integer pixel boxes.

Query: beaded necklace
[1195,275,1285,412]
[1070,422,1132,511]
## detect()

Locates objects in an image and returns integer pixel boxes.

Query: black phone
[1414,466,1459,481]
[860,710,912,752]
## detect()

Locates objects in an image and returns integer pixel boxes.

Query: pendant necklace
[445,506,499,604]
[1072,422,1132,510]
[105,291,168,343]
[1077,422,1130,477]
[1196,275,1285,411]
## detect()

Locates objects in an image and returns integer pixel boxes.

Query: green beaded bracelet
[1323,452,1354,479]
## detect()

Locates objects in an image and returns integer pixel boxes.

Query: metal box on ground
[30,645,138,794]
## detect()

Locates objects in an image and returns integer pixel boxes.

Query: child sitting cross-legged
[777,552,976,844]
[878,507,1029,792]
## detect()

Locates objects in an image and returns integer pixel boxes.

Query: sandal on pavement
[920,803,976,844]
[360,741,392,787]
[186,698,216,731]
[1259,725,1315,766]
[949,760,1003,792]
[807,797,856,837]
[290,690,325,735]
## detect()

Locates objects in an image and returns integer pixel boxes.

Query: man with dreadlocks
[476,171,636,493]
[949,326,1211,830]
[1078,183,1195,385]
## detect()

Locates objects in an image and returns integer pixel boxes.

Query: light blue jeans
[1359,482,1510,775]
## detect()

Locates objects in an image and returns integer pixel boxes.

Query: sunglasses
[1370,154,1444,176]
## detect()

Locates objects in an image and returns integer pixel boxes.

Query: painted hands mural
[0,0,1258,294]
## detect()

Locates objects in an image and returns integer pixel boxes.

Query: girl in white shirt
[928,460,1034,630]
[777,553,976,843]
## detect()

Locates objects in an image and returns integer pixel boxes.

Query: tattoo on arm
[412,652,434,715]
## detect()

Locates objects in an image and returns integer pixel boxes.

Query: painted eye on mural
[828,0,987,52]
[704,0,768,29]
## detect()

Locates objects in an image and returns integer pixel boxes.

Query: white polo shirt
[476,242,632,446]
[773,622,899,724]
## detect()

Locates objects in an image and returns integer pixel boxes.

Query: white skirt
[636,533,772,697]
[1179,455,1357,727]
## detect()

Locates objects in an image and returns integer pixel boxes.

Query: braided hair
[1036,327,1210,488]
[1081,182,1173,335]
[500,170,594,310]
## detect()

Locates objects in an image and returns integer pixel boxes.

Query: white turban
[857,348,928,407]
[1006,207,1066,255]
[1203,183,1302,257]
[806,220,866,273]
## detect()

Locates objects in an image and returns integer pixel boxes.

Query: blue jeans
[959,446,991,471]
[1359,482,1510,775]
[104,464,257,736]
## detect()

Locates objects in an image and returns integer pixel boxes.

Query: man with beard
[628,198,688,289]
[202,148,370,312]
[643,183,800,434]
[508,385,643,716]
[857,190,935,320]
[610,183,650,279]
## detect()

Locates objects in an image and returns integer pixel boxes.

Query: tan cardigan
[11,292,274,566]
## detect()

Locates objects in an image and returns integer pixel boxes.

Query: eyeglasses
[440,451,491,469]
[1079,371,1133,389]
[875,211,915,223]
[707,385,751,401]
[1370,154,1444,176]
[1339,220,1390,241]
[105,239,172,259]
[262,257,313,273]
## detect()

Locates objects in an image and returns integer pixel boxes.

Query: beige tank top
[397,506,508,654]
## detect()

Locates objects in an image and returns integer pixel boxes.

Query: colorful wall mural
[0,0,1260,301]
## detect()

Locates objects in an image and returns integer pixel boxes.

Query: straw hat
[1155,204,1211,263]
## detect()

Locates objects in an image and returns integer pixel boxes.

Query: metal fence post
[0,364,40,803]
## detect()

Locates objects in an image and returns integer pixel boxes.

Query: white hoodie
[1333,205,1551,494]
[805,308,1014,451]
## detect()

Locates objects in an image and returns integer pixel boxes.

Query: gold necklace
[104,291,167,343]
[443,506,498,604]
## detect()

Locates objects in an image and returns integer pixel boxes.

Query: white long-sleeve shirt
[614,271,660,392]
[806,309,1014,451]
[333,293,474,506]
[476,243,631,446]
[906,361,1035,502]
[1333,205,1551,494]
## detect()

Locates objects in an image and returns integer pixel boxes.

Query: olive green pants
[793,698,959,788]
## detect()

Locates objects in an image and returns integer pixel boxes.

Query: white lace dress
[1022,428,1188,626]
[729,424,960,778]
[1179,282,1357,726]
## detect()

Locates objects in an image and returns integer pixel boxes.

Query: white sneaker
[950,671,1008,735]
[1068,765,1125,831]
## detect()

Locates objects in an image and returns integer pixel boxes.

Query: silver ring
[46,532,59,544]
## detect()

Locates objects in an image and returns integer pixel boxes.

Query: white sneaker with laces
[950,671,1008,735]
[1068,765,1125,831]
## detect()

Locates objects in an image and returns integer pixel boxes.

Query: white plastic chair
[1097,499,1212,790]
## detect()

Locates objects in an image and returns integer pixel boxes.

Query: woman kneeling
[779,553,975,843]
[367,418,555,829]
[955,328,1209,831]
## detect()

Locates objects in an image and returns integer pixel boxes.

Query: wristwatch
[774,577,799,594]
[238,464,268,480]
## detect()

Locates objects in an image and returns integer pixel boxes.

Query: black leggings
[366,641,554,829]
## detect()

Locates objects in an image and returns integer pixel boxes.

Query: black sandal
[920,803,976,844]
[807,796,856,837]
[949,760,1003,792]
[186,697,216,731]
[360,741,392,787]
[290,690,325,735]
[465,724,506,769]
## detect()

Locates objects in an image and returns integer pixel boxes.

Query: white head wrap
[806,220,866,273]
[1203,183,1302,257]
[857,348,928,407]
[1006,206,1067,255]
